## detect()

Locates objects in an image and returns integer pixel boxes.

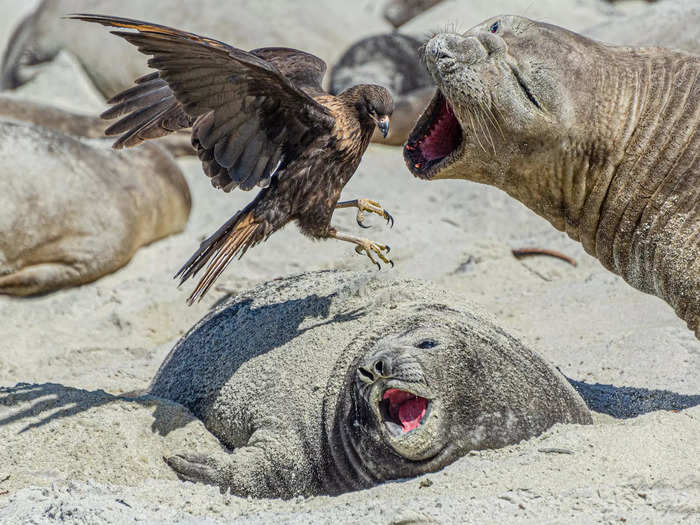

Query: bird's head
[353,85,394,138]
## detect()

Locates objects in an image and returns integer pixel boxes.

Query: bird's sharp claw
[354,239,393,270]
[356,210,371,229]
[350,199,395,230]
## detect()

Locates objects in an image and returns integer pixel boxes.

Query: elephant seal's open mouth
[404,90,463,180]
[379,388,430,436]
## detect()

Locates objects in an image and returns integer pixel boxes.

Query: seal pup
[0,120,190,295]
[151,270,592,498]
[404,16,700,336]
[383,0,445,29]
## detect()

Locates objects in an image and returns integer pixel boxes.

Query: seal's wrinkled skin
[405,16,699,336]
[151,271,591,498]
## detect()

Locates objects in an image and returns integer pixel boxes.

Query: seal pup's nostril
[373,359,389,377]
[357,366,376,384]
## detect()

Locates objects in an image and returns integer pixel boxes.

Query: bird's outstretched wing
[68,14,336,191]
[249,47,328,97]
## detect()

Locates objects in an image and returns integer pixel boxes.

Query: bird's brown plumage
[69,14,394,304]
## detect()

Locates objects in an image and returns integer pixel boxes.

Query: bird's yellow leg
[329,230,393,270]
[335,199,394,229]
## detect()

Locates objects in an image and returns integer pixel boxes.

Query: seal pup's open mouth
[379,388,429,436]
[404,90,463,180]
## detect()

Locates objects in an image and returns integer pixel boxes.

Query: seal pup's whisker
[483,100,505,140]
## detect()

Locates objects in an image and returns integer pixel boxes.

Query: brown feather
[176,210,264,305]
[69,14,393,304]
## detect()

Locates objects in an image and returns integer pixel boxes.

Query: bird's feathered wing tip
[175,209,265,305]
[65,13,218,42]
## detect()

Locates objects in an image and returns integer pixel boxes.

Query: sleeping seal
[151,270,591,498]
[404,16,699,336]
[0,120,190,295]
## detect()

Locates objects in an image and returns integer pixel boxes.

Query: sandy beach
[1,1,698,523]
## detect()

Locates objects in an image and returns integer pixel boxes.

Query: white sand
[1,1,698,523]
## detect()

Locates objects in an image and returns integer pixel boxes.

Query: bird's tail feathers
[175,208,264,305]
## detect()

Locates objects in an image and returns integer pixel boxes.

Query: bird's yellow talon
[336,198,395,229]
[330,231,394,269]
[354,239,392,268]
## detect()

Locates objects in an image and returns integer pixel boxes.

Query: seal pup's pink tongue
[383,388,428,433]
[397,397,427,432]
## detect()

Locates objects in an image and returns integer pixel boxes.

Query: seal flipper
[164,452,220,486]
[165,449,266,497]
[165,441,296,498]
[0,262,93,296]
[165,423,311,498]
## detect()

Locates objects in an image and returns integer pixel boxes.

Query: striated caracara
[69,14,395,304]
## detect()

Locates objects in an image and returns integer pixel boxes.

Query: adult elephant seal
[0,120,190,295]
[404,16,700,336]
[151,270,591,498]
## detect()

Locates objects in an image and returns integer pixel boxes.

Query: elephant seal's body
[151,271,591,498]
[405,16,699,336]
[0,120,190,295]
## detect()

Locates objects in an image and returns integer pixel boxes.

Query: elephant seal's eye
[490,21,500,34]
[417,339,438,349]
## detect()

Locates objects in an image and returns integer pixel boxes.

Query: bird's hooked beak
[376,115,390,138]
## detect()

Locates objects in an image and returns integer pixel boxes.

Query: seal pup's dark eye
[490,21,500,34]
[416,339,438,349]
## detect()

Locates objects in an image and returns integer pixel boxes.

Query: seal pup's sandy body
[151,271,591,498]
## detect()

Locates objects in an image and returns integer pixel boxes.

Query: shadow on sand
[568,379,700,419]
[0,382,197,435]
[0,289,365,436]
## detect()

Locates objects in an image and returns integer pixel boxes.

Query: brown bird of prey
[69,14,395,304]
